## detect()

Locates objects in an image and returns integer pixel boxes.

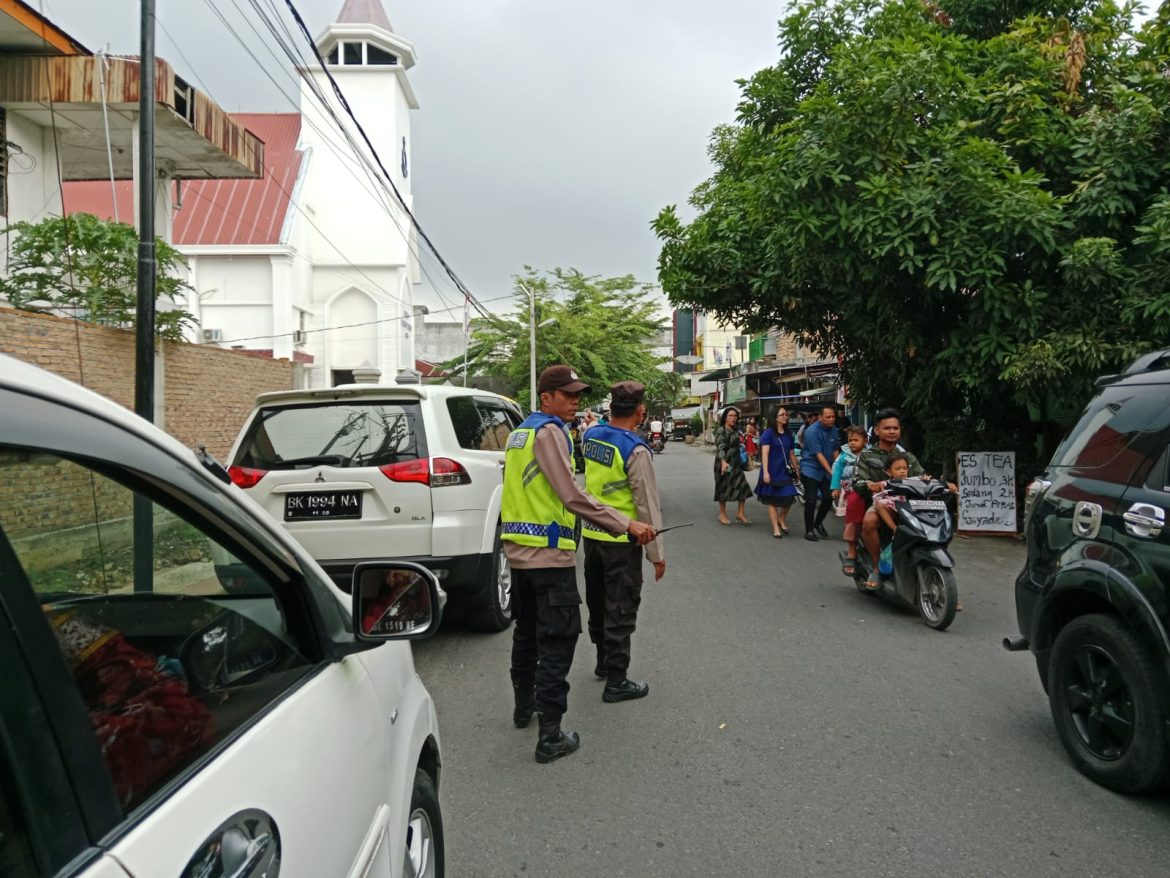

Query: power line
[217,291,517,344]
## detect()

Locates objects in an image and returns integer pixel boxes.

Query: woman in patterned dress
[713,406,753,525]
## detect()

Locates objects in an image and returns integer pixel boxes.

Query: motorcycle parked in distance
[849,477,959,631]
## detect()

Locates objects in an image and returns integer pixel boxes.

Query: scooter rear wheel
[916,564,958,631]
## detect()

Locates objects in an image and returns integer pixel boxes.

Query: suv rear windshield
[1050,383,1170,474]
[235,402,427,470]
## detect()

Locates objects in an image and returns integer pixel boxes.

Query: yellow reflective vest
[501,413,578,551]
[582,424,648,543]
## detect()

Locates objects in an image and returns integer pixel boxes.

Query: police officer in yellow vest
[583,381,666,703]
[504,365,657,763]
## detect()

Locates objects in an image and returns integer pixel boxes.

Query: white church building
[66,0,421,387]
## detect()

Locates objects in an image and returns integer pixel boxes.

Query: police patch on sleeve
[507,431,530,450]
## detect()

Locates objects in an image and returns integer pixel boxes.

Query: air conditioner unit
[201,328,224,343]
[293,329,308,346]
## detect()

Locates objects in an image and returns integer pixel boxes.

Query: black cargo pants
[509,566,582,724]
[583,540,644,684]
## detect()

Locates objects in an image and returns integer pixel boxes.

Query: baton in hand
[626,522,693,542]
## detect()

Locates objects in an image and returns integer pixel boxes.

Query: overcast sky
[45,0,787,317]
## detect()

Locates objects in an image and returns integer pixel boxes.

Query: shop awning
[697,368,731,381]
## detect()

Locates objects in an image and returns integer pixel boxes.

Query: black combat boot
[602,677,649,703]
[513,685,538,729]
[535,719,581,764]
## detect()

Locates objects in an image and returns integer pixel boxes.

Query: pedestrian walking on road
[830,425,868,574]
[798,405,840,540]
[713,406,753,525]
[755,407,799,538]
[582,381,666,704]
[502,365,657,763]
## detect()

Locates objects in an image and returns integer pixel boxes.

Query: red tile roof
[63,113,304,247]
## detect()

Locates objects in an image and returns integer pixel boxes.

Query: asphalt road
[413,441,1170,877]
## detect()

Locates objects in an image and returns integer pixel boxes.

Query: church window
[326,45,339,64]
[343,41,363,65]
[366,44,398,65]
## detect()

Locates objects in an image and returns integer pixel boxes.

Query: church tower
[299,0,420,384]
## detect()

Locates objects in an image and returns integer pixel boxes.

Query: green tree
[453,268,669,411]
[0,213,195,341]
[653,0,1170,473]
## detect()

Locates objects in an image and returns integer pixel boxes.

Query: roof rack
[1123,349,1170,375]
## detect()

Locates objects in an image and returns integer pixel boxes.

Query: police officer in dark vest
[503,365,657,763]
[582,381,667,702]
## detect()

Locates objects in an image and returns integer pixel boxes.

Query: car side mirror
[352,561,444,641]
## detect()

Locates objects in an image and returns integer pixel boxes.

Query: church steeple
[315,0,417,105]
[335,0,393,33]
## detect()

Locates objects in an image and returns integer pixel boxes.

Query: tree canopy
[0,213,194,340]
[653,0,1170,470]
[452,268,675,412]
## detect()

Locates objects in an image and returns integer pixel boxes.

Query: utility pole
[520,282,536,413]
[133,0,157,592]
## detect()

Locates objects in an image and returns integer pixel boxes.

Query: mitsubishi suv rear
[225,380,522,631]
[1009,348,1170,793]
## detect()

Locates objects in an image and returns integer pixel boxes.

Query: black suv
[1009,348,1170,793]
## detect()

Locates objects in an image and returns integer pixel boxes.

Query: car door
[1110,417,1170,640]
[1025,384,1167,594]
[0,394,400,877]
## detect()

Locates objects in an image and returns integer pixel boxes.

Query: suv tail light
[430,457,472,487]
[228,465,267,489]
[380,458,472,487]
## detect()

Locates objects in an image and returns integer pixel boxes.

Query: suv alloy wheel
[1047,614,1170,793]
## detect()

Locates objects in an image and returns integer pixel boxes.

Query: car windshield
[235,401,427,470]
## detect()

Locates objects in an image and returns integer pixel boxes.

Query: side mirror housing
[352,562,444,641]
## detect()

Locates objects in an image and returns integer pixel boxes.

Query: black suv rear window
[235,401,427,470]
[1051,384,1170,475]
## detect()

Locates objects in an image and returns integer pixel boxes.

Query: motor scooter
[649,430,665,453]
[848,477,959,631]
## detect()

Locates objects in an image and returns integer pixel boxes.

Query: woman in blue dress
[755,407,800,538]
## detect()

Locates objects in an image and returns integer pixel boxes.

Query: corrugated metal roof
[63,113,303,246]
[336,0,393,32]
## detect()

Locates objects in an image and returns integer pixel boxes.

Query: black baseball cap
[538,364,591,395]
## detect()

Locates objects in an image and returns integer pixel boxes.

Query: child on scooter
[831,425,868,576]
[871,453,912,534]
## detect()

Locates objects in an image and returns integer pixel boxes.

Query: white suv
[0,354,444,877]
[226,380,522,630]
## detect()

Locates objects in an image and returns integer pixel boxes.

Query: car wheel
[916,564,957,631]
[467,528,512,632]
[1047,613,1170,793]
[404,769,444,878]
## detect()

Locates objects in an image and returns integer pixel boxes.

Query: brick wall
[0,307,295,539]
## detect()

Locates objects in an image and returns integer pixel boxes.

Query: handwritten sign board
[957,451,1017,533]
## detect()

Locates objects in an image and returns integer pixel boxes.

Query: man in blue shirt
[798,406,839,540]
